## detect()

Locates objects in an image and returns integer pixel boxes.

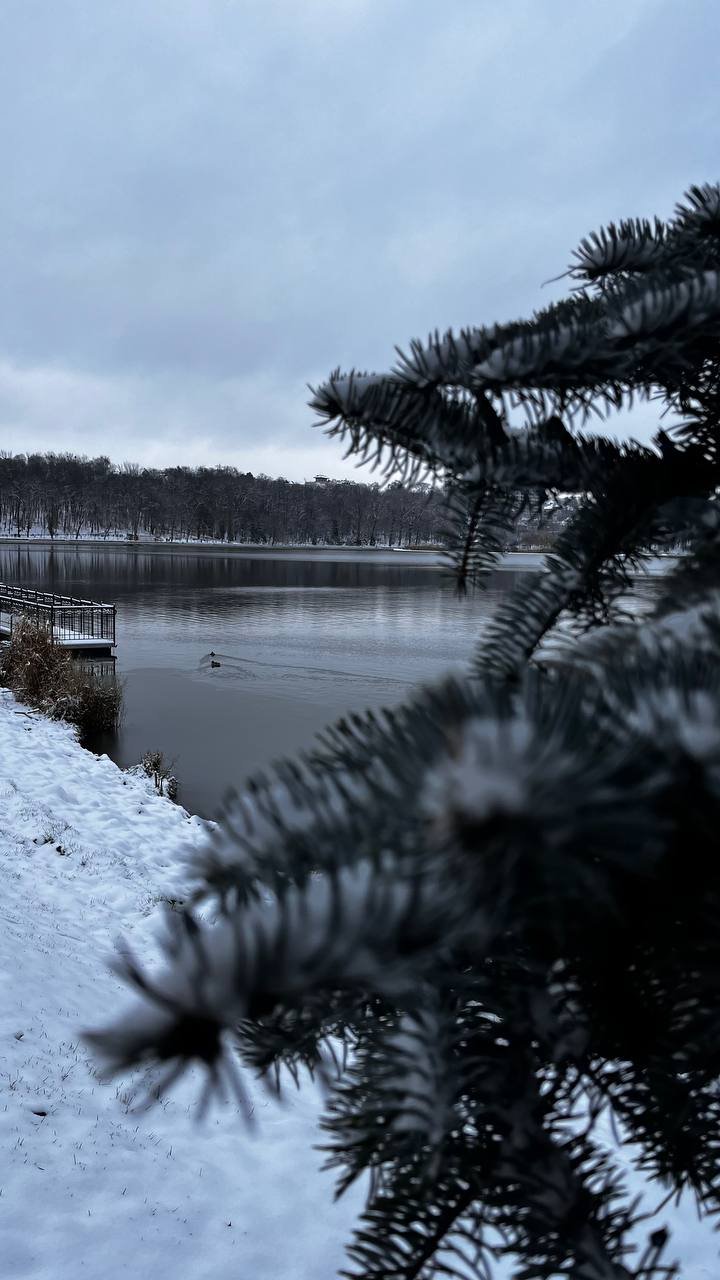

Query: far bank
[0,536,552,570]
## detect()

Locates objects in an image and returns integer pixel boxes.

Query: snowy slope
[0,690,359,1279]
[1,691,716,1279]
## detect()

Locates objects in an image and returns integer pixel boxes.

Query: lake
[0,543,659,817]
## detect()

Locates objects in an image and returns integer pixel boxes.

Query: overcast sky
[1,0,718,480]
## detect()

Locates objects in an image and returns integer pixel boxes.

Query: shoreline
[0,536,550,566]
[0,536,677,573]
[0,535,443,551]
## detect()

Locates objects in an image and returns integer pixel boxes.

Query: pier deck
[0,585,116,654]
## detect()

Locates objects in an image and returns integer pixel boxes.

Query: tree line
[0,452,451,547]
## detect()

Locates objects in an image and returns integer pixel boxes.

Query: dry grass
[0,618,122,734]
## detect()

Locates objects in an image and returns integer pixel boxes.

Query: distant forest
[0,452,458,546]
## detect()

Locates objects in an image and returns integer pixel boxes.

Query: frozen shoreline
[0,690,359,1278]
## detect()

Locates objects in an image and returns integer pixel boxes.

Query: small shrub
[140,748,178,799]
[141,748,166,778]
[0,619,122,734]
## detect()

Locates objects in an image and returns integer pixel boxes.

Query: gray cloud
[1,0,718,475]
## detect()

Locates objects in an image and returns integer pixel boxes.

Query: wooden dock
[0,584,116,655]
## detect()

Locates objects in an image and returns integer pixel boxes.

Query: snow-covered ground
[1,690,716,1278]
[0,690,359,1279]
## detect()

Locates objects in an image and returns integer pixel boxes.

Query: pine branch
[569,218,669,285]
[474,443,717,680]
[312,368,623,492]
[343,1167,481,1280]
[441,483,525,594]
[313,271,720,464]
[88,180,720,1280]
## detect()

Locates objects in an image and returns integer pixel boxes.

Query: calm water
[0,543,657,817]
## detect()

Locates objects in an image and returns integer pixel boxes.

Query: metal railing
[0,584,116,646]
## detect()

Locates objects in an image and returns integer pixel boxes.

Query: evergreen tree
[88,184,720,1278]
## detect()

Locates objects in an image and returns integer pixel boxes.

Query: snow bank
[0,690,359,1279]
